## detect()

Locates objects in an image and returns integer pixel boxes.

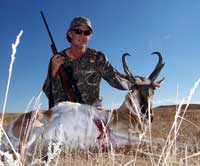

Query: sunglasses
[73,29,92,36]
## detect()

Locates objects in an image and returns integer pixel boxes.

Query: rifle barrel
[40,11,56,48]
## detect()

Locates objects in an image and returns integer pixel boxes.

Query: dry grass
[1,104,200,165]
[152,104,200,144]
[52,151,153,166]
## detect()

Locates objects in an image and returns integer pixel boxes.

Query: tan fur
[109,91,148,136]
[12,110,52,139]
[111,101,141,135]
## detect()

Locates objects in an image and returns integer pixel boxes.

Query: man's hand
[51,54,64,77]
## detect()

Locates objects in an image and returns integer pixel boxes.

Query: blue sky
[0,0,200,113]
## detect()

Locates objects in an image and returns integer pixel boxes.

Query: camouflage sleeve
[42,59,67,104]
[96,52,131,90]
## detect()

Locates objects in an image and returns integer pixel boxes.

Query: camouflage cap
[69,16,93,32]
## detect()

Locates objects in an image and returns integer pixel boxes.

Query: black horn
[148,52,165,82]
[122,53,135,83]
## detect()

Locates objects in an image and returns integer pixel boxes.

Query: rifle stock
[40,11,84,108]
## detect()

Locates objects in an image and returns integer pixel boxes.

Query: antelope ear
[153,77,165,89]
[156,77,165,85]
[153,82,160,89]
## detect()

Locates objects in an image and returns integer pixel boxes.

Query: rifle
[40,11,84,108]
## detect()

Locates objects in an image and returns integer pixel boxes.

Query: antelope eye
[129,88,134,93]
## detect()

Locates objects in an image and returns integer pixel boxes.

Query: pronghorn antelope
[0,52,164,155]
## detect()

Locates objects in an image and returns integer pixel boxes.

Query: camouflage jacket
[43,48,130,106]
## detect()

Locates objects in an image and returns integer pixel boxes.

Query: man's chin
[77,44,86,49]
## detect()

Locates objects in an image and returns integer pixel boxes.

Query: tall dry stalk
[0,31,23,166]
[158,79,200,165]
[1,31,23,125]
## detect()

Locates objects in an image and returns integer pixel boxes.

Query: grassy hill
[152,104,200,144]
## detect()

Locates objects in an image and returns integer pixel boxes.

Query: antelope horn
[122,53,135,83]
[148,52,165,82]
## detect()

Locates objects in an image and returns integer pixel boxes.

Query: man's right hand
[51,54,64,77]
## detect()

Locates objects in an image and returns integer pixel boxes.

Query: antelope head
[123,51,164,121]
[111,52,164,135]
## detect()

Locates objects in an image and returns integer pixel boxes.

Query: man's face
[68,25,92,48]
